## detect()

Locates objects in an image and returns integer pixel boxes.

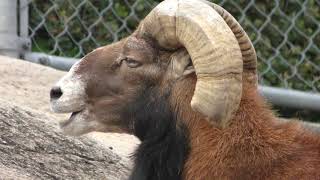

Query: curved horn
[138,0,257,127]
[202,1,258,85]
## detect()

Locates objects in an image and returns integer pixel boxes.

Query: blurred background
[1,0,320,122]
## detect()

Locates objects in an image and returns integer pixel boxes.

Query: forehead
[123,36,157,58]
[125,37,150,50]
[71,41,123,73]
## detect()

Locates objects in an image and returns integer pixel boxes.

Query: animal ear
[169,49,195,79]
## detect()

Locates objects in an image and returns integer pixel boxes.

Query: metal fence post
[0,0,19,57]
[0,0,30,58]
[19,0,31,56]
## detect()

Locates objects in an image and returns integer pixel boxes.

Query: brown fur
[170,76,320,179]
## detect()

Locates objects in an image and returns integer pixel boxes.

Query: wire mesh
[27,0,320,92]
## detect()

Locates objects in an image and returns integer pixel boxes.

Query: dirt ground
[0,55,139,159]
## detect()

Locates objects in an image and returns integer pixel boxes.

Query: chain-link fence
[26,0,320,93]
[26,0,320,92]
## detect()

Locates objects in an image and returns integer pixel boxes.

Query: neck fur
[126,86,190,180]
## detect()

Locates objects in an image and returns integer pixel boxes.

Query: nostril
[50,86,63,100]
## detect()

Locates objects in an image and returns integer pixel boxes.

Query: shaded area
[275,106,320,123]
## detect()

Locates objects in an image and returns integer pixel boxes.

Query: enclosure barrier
[0,0,320,112]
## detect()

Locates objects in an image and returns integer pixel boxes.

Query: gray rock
[0,100,131,180]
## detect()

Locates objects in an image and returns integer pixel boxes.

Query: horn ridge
[208,2,258,84]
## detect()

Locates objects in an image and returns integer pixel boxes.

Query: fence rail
[0,0,320,112]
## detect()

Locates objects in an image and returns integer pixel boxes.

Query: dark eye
[124,58,142,68]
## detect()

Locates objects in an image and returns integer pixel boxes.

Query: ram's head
[50,0,257,136]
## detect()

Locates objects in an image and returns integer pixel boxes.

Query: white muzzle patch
[50,61,87,113]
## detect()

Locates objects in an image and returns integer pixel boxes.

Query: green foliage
[29,0,320,121]
[30,0,160,56]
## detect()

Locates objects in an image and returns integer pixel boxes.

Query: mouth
[59,110,83,128]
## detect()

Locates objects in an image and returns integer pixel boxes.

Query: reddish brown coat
[171,78,320,180]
